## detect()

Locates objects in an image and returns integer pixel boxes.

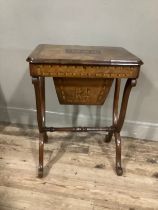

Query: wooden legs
[32,76,136,178]
[32,77,47,178]
[105,78,137,176]
[105,78,121,143]
[117,79,137,132]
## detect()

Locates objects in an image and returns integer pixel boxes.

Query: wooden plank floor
[0,123,158,210]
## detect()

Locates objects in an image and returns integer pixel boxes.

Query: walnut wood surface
[27,44,143,66]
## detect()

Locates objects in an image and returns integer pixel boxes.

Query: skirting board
[0,106,157,141]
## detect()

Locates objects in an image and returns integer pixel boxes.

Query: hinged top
[27,44,143,66]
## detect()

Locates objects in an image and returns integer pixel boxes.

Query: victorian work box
[27,44,143,178]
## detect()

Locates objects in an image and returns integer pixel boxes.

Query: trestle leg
[32,77,48,178]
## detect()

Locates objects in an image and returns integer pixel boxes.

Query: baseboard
[0,106,157,141]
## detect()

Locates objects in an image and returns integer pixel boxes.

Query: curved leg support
[117,79,137,132]
[105,78,121,143]
[113,78,137,176]
[32,77,47,178]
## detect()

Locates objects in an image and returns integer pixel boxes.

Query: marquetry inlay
[53,78,113,105]
[65,48,101,55]
[30,64,139,78]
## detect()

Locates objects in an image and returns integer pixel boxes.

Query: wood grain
[0,124,158,210]
[27,44,143,66]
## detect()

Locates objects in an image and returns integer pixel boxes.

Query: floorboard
[0,124,158,210]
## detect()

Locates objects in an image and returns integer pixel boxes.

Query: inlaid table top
[27,44,143,66]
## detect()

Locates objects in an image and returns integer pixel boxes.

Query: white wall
[0,0,158,140]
